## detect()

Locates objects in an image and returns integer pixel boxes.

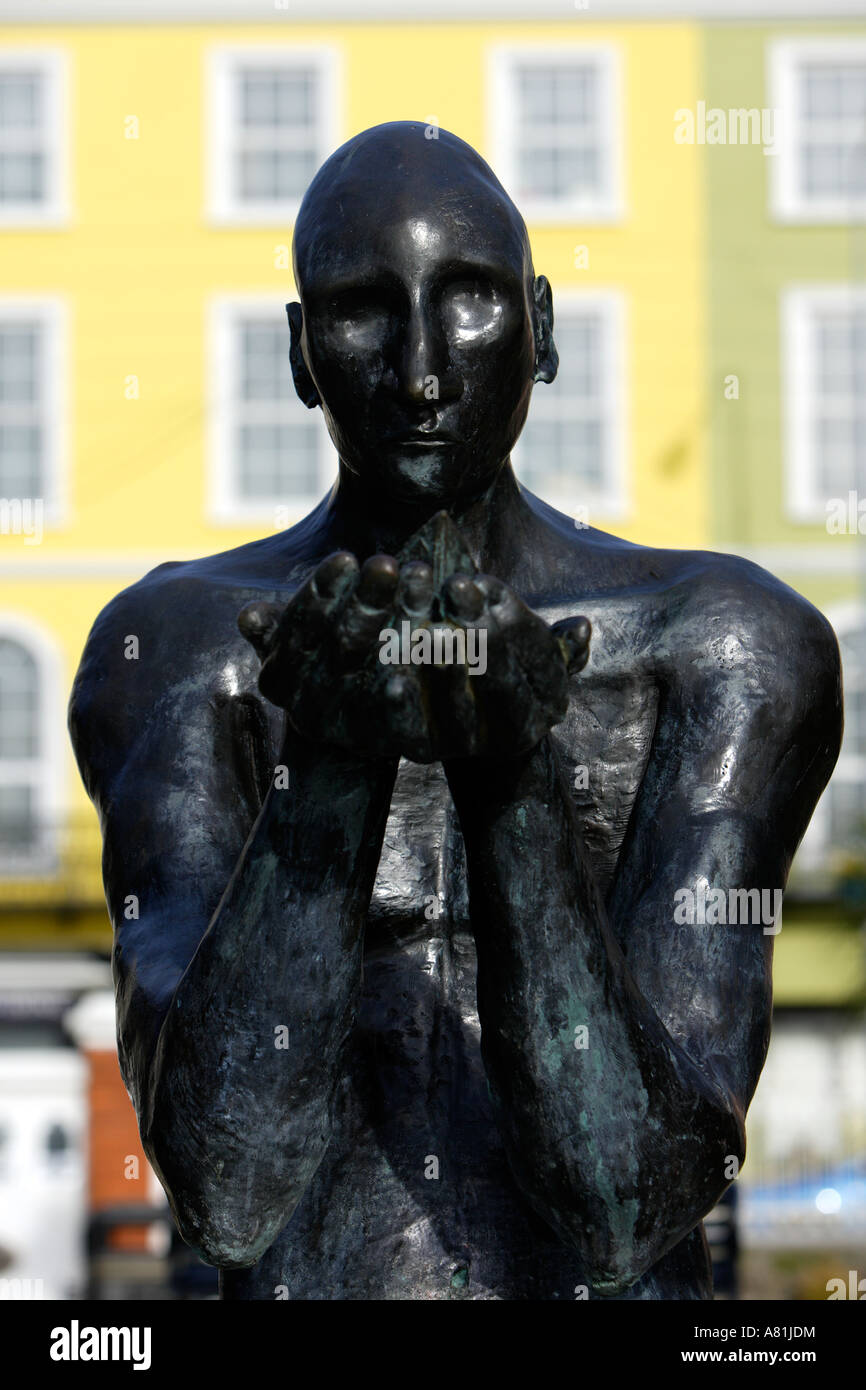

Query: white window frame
[782,284,866,524]
[0,614,63,878]
[0,50,68,228]
[487,43,624,225]
[512,289,628,521]
[206,44,340,226]
[768,37,866,224]
[208,294,336,525]
[0,297,68,529]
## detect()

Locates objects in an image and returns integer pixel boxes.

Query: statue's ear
[287,301,321,409]
[532,276,558,385]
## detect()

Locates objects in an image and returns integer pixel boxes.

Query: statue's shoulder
[658,546,839,682]
[79,524,323,664]
[70,528,318,770]
[610,547,842,753]
[534,490,840,718]
[533,496,838,690]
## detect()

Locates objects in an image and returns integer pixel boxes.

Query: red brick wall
[85,1048,150,1251]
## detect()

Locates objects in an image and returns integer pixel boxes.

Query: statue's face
[292,181,545,508]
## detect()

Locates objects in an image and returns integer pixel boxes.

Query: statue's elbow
[170,1190,281,1270]
[143,1134,286,1270]
[527,1180,694,1297]
[585,1243,652,1297]
[521,1182,650,1295]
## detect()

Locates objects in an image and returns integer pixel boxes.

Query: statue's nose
[397,306,461,404]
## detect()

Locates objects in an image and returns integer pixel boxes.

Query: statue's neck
[321,460,533,568]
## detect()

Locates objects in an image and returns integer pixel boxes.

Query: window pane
[517,305,614,500]
[0,152,44,203]
[518,420,564,487]
[0,73,41,130]
[801,62,866,122]
[830,622,866,846]
[0,424,42,497]
[796,60,866,204]
[810,305,866,495]
[513,61,605,204]
[828,777,866,847]
[240,323,287,402]
[554,314,602,397]
[237,423,320,498]
[232,64,320,207]
[229,313,325,503]
[842,685,866,758]
[801,143,866,200]
[517,145,599,201]
[519,417,604,494]
[240,68,314,129]
[518,65,597,127]
[0,783,34,851]
[815,417,862,496]
[840,626,866,668]
[238,148,317,203]
[0,638,38,758]
[0,324,40,404]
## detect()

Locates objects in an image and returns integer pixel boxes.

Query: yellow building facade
[0,15,707,940]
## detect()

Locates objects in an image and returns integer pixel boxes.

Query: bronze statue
[69,122,842,1300]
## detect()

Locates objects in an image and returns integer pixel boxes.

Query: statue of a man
[69,122,842,1300]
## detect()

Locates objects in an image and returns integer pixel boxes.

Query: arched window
[0,622,60,872]
[0,637,39,859]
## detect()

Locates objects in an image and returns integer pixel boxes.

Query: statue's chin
[351,445,498,509]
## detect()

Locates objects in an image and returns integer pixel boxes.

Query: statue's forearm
[140,742,397,1269]
[445,739,743,1294]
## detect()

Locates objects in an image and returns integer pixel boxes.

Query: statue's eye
[443,278,501,336]
[328,288,389,323]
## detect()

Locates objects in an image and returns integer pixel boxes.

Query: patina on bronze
[69,122,842,1300]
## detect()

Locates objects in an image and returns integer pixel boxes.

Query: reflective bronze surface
[70,123,842,1300]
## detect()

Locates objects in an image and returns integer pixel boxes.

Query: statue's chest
[558,669,660,893]
[368,667,659,926]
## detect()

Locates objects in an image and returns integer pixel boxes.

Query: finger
[553,616,592,673]
[355,554,400,609]
[336,555,403,667]
[237,601,284,660]
[254,554,358,707]
[472,573,511,612]
[471,574,570,728]
[310,551,360,605]
[470,574,536,656]
[381,672,434,763]
[396,561,434,619]
[286,551,360,640]
[441,573,484,623]
[427,654,478,756]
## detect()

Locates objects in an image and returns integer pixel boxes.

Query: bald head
[285,121,558,511]
[292,121,534,293]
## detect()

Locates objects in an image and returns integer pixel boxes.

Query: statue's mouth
[389,433,459,448]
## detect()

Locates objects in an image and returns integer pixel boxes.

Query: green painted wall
[703,23,866,553]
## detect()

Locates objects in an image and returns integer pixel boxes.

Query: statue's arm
[69,580,397,1270]
[444,585,842,1294]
